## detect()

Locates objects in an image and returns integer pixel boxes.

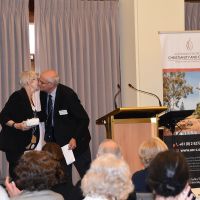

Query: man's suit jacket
[40,84,91,157]
[0,88,34,152]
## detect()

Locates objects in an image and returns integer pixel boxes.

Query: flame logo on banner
[186,39,193,51]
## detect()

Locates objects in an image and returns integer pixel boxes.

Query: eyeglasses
[39,80,49,85]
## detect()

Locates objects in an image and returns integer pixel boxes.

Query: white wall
[119,0,137,107]
[120,0,184,107]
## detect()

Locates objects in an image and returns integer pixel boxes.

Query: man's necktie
[47,95,53,123]
[45,95,55,141]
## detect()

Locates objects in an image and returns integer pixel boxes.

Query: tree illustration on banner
[163,72,193,110]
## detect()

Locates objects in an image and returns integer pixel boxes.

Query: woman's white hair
[139,136,168,168]
[81,154,134,200]
[19,71,38,87]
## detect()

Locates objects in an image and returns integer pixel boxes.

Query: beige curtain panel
[0,0,30,178]
[185,2,200,30]
[35,0,121,162]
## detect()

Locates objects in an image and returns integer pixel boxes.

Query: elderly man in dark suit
[39,69,91,183]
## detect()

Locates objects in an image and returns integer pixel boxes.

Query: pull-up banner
[160,32,200,72]
[159,31,200,113]
[164,134,200,188]
[159,32,200,188]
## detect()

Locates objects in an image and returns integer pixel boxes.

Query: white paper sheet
[61,144,75,165]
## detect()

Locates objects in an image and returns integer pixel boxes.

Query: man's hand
[5,177,22,197]
[68,138,77,150]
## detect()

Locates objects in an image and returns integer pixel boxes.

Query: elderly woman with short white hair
[0,70,43,180]
[132,136,168,193]
[81,154,134,200]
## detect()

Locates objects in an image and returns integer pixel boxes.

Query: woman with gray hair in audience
[132,136,168,193]
[81,154,134,200]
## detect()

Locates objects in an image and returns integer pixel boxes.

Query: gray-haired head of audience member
[97,139,122,159]
[81,154,133,200]
[139,136,168,168]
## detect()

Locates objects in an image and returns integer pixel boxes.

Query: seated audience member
[42,142,64,161]
[148,150,194,200]
[42,142,76,200]
[132,137,168,193]
[96,139,123,158]
[42,142,69,179]
[97,139,136,200]
[81,154,134,200]
[70,139,128,200]
[10,151,64,200]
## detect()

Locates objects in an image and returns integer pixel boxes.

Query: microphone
[128,83,162,106]
[114,84,121,109]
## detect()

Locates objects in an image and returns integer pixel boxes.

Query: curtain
[185,2,200,30]
[35,0,121,163]
[0,0,30,178]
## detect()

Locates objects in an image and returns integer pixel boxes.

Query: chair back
[136,193,154,200]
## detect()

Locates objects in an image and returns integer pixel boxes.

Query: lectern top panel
[96,106,168,125]
[159,110,194,128]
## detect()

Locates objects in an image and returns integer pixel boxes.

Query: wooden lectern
[96,106,167,173]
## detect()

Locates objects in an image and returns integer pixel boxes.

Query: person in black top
[148,150,195,200]
[0,71,43,179]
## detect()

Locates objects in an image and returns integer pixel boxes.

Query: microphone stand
[128,83,162,106]
[114,84,121,109]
